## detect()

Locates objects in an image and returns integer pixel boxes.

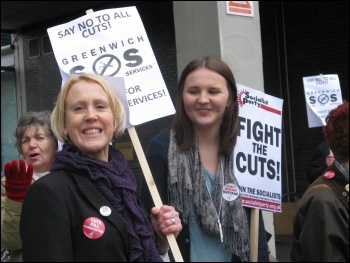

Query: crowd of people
[1,57,348,262]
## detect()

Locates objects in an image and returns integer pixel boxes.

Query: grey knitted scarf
[168,130,250,261]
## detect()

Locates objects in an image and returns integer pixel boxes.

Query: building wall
[23,31,61,112]
[173,1,264,91]
[218,1,264,91]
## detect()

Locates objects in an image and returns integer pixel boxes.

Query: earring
[63,133,70,142]
[113,120,117,132]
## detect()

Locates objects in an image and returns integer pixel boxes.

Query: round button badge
[323,171,335,179]
[100,206,112,216]
[222,183,240,201]
[83,217,105,239]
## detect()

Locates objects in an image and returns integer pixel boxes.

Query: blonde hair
[51,74,126,143]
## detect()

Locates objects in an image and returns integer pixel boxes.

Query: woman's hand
[150,205,182,254]
[4,159,34,203]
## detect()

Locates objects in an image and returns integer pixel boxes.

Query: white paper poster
[47,7,175,127]
[234,84,284,212]
[303,74,342,128]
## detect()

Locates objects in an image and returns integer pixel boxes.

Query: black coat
[306,141,330,184]
[20,170,130,262]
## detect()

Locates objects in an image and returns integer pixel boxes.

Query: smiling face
[183,68,230,131]
[63,80,114,162]
[21,125,56,173]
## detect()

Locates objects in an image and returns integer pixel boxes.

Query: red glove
[4,159,34,203]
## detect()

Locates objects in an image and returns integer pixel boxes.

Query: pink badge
[83,217,105,239]
[323,171,335,179]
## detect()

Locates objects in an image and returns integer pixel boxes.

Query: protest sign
[47,6,175,126]
[234,84,284,213]
[303,74,342,128]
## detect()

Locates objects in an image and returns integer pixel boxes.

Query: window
[42,35,53,54]
[29,38,40,58]
[1,71,19,171]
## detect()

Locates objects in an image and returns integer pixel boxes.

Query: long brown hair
[172,56,239,156]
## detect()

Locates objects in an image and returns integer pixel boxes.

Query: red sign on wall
[226,1,254,17]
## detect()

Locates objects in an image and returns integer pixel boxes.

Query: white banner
[234,84,283,212]
[47,6,175,126]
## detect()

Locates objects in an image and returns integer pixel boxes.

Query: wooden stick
[128,126,184,262]
[249,208,259,261]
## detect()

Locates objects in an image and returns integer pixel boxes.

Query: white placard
[47,7,175,126]
[234,84,284,212]
[303,74,342,128]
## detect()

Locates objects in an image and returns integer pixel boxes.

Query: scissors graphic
[99,61,114,69]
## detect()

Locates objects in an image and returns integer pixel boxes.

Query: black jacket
[306,142,330,184]
[20,170,130,262]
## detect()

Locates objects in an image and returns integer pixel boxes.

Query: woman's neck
[194,126,221,174]
[194,124,220,144]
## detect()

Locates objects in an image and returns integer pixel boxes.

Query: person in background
[291,102,349,262]
[1,110,58,262]
[141,56,269,262]
[306,141,334,184]
[307,98,348,185]
[20,73,182,262]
